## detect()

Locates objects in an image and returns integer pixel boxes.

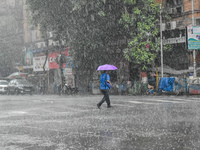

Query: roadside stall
[159,77,187,95]
[187,77,200,94]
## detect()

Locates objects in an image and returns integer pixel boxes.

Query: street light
[192,0,196,78]
[160,3,163,78]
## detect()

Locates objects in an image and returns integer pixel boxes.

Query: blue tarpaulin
[159,77,175,93]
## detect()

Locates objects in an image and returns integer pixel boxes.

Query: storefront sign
[48,50,69,69]
[163,37,186,45]
[33,55,49,71]
[187,26,200,50]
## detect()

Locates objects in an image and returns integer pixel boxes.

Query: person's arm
[107,74,112,85]
[107,80,112,85]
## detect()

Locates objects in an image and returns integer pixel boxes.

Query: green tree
[26,0,128,91]
[121,0,161,70]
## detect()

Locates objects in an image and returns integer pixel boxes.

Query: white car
[0,80,8,94]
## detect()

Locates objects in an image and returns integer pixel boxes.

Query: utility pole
[160,3,163,78]
[192,0,196,78]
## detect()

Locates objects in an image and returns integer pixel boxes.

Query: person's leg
[97,90,106,108]
[104,90,111,107]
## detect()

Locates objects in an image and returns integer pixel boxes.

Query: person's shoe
[107,105,112,108]
[97,104,100,109]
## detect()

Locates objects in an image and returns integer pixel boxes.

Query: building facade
[157,0,200,74]
[0,0,24,77]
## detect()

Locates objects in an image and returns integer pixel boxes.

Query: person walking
[97,71,112,109]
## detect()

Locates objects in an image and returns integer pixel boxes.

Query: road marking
[128,101,160,105]
[149,98,200,103]
[9,111,27,114]
[147,99,185,103]
[128,99,186,105]
[0,111,28,118]
[169,98,200,102]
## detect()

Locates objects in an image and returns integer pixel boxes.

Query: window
[176,6,183,14]
[177,0,182,5]
[196,18,200,26]
[166,0,182,8]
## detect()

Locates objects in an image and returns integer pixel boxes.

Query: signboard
[63,68,73,75]
[33,55,49,71]
[187,26,200,50]
[63,68,74,87]
[48,50,69,69]
[19,66,23,71]
[24,50,33,65]
[65,56,74,68]
[163,37,186,45]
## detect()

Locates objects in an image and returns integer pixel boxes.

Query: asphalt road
[0,94,200,150]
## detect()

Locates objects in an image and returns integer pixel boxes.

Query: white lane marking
[0,111,28,118]
[148,98,200,103]
[9,111,27,114]
[128,101,160,105]
[169,98,200,102]
[189,98,200,100]
[129,99,185,104]
[148,99,185,103]
[141,98,186,103]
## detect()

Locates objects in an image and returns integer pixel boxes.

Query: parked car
[7,79,34,95]
[0,80,8,94]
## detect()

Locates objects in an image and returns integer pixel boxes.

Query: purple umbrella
[97,64,118,70]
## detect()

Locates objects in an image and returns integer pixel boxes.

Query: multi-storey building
[0,0,24,77]
[22,0,74,94]
[158,0,200,74]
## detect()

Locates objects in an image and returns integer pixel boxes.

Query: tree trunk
[42,39,49,94]
[139,66,142,95]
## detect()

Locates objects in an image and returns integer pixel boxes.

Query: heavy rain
[0,0,200,149]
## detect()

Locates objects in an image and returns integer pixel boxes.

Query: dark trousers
[98,89,110,107]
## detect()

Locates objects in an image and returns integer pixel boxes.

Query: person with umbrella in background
[97,64,117,109]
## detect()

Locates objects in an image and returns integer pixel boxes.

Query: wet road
[0,94,200,150]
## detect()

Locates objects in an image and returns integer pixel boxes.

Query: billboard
[48,50,69,69]
[187,26,200,50]
[33,55,49,71]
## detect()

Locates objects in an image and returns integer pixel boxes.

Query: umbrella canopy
[7,72,27,79]
[97,64,118,70]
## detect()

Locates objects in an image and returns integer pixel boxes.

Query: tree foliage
[26,0,167,90]
[120,0,161,70]
[26,0,128,72]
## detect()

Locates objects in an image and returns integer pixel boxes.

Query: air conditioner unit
[161,23,166,31]
[165,22,176,30]
[171,21,176,29]
[172,8,177,14]
[167,8,173,14]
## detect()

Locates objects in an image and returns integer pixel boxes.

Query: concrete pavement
[0,94,200,150]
